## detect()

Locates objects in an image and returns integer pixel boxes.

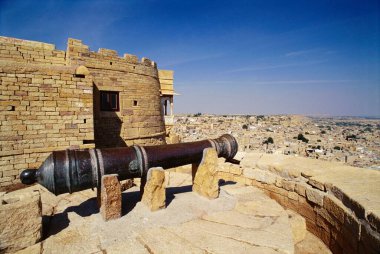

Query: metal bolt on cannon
[20,134,238,195]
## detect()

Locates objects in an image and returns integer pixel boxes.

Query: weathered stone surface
[287,209,307,244]
[141,167,166,211]
[306,187,325,206]
[295,232,332,254]
[323,195,346,224]
[14,243,41,254]
[308,178,325,191]
[137,227,205,254]
[193,148,219,199]
[0,191,42,253]
[100,174,121,221]
[243,168,276,184]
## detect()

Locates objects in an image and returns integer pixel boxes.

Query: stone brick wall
[0,36,166,187]
[66,38,165,147]
[0,61,94,187]
[216,153,380,254]
[0,37,66,65]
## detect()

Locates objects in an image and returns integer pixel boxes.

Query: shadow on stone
[219,180,237,187]
[166,185,192,207]
[43,197,99,239]
[121,190,141,216]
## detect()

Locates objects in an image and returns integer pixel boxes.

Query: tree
[297,133,309,143]
[263,137,274,145]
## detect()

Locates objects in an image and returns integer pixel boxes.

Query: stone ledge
[217,152,380,254]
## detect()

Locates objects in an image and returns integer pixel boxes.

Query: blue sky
[1,0,379,116]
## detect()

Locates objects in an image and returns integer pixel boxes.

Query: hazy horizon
[1,0,379,116]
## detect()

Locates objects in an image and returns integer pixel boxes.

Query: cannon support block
[141,167,166,211]
[192,148,219,199]
[99,174,121,221]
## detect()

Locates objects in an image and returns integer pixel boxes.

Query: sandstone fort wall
[0,36,166,187]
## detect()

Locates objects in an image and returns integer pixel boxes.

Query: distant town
[172,114,380,170]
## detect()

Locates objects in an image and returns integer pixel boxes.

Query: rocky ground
[13,171,330,254]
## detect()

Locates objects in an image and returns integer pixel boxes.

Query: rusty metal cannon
[20,134,238,195]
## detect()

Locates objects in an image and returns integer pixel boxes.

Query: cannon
[20,134,238,195]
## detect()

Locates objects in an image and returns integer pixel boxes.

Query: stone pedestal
[193,148,219,199]
[0,191,42,253]
[141,167,166,211]
[100,174,121,221]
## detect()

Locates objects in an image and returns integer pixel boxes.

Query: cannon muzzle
[20,134,238,195]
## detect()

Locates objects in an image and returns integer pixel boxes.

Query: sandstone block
[288,191,299,201]
[243,167,276,184]
[287,209,307,244]
[295,182,307,197]
[100,174,121,221]
[298,197,316,222]
[193,148,219,199]
[359,223,380,254]
[0,191,42,253]
[323,195,346,224]
[306,187,325,206]
[141,167,166,211]
[282,180,295,191]
[308,178,325,191]
[229,164,242,175]
[367,211,380,232]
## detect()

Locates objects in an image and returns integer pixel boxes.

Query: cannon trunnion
[20,134,238,195]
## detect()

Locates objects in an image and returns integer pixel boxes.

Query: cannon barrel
[20,134,238,195]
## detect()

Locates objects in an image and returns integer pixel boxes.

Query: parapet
[216,152,380,253]
[0,36,158,71]
[0,36,55,50]
[66,37,157,70]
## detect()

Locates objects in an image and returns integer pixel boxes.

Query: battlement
[0,36,56,50]
[0,36,157,71]
[65,37,157,69]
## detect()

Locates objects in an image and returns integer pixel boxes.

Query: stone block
[243,168,276,184]
[265,184,287,196]
[359,223,380,254]
[288,191,299,201]
[287,209,306,244]
[141,167,166,211]
[367,211,380,232]
[295,182,307,197]
[193,148,219,199]
[0,191,42,253]
[306,187,325,206]
[298,197,316,222]
[229,164,242,175]
[282,180,295,191]
[315,206,342,231]
[308,178,325,191]
[100,174,121,221]
[323,195,346,224]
